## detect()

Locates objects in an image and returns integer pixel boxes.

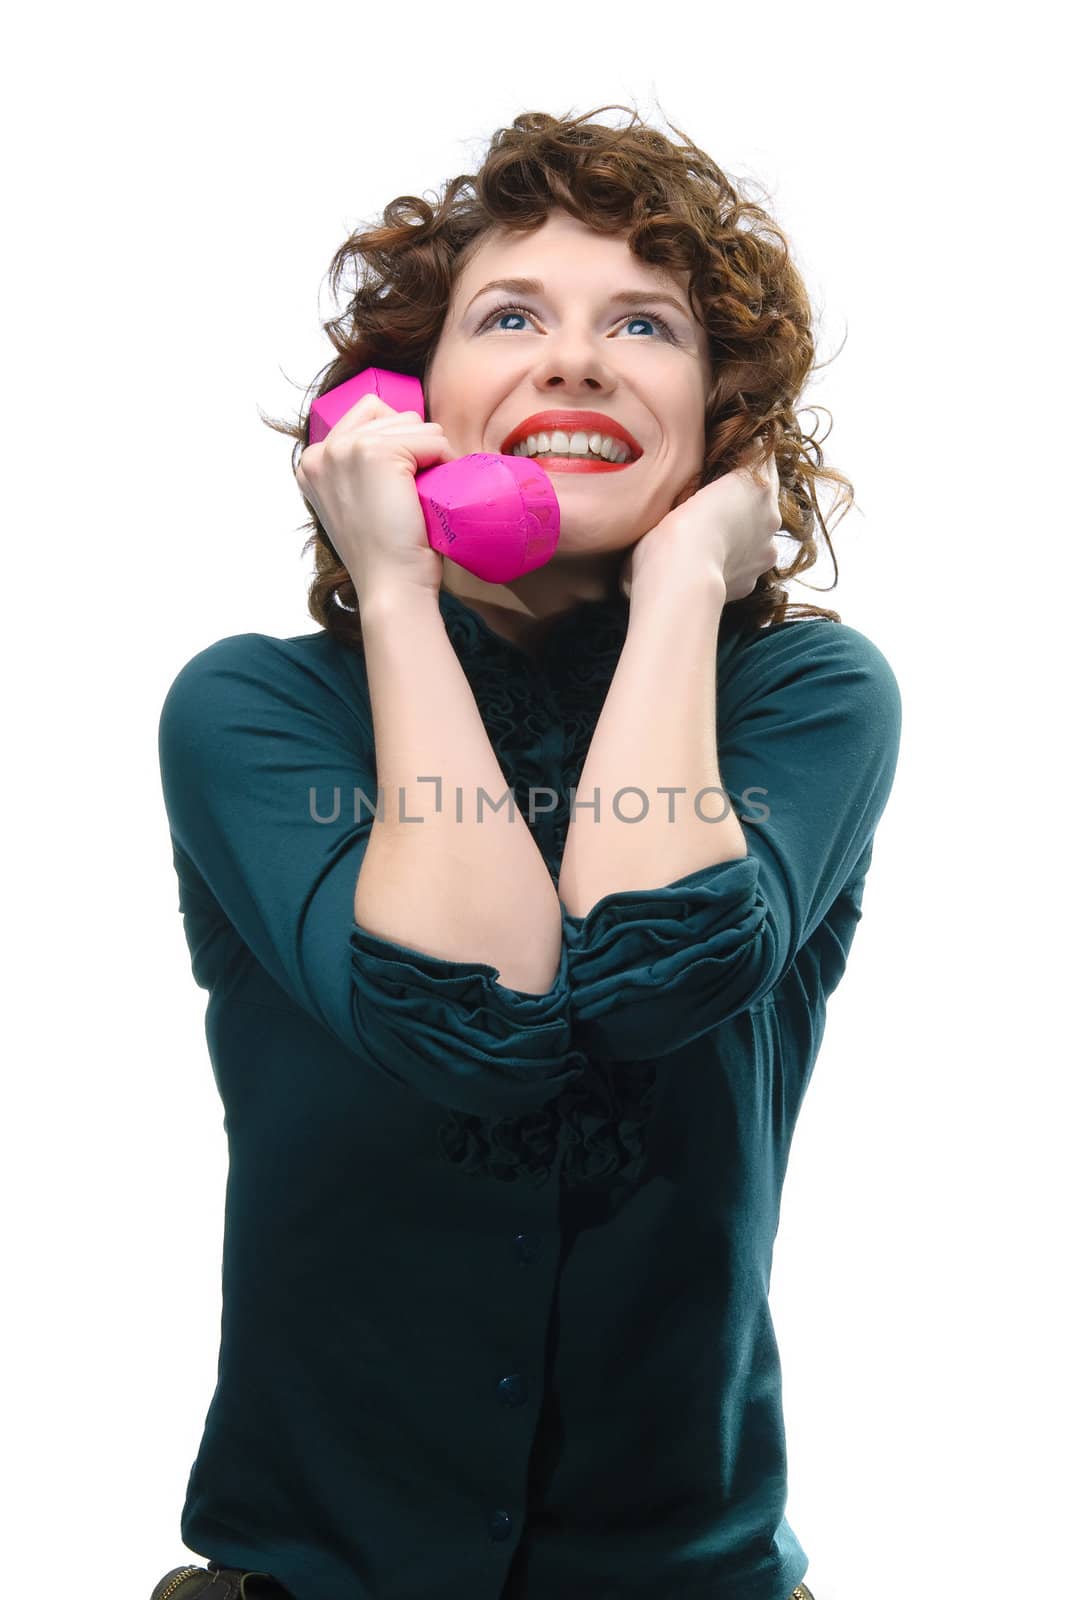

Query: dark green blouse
[156,585,901,1600]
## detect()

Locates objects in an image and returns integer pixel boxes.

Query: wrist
[628,558,727,613]
[358,580,442,631]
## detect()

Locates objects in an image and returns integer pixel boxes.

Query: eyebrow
[465,276,692,321]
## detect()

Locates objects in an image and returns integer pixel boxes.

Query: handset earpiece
[309,368,560,582]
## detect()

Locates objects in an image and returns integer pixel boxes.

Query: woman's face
[424,209,713,558]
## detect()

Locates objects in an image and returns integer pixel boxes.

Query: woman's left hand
[618,437,783,604]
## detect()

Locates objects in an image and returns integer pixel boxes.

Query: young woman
[152,104,900,1600]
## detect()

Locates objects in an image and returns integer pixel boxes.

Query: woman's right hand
[294,391,461,602]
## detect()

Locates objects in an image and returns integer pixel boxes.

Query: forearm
[557,570,748,921]
[354,585,562,995]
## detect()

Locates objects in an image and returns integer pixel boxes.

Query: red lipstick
[500,410,643,460]
[525,456,631,473]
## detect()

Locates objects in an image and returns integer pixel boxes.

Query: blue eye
[478,301,678,343]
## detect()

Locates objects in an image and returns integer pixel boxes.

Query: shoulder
[157,629,374,770]
[721,613,901,724]
[160,628,370,722]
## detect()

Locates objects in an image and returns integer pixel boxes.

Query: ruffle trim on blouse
[433,586,660,1189]
[436,1055,659,1190]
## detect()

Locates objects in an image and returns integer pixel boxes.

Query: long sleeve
[561,619,902,1060]
[157,632,587,1116]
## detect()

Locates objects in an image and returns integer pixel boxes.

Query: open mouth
[507,436,640,473]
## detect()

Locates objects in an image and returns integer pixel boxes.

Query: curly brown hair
[262,101,852,646]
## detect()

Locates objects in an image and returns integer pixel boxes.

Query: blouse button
[497,1373,528,1406]
[513,1232,540,1264]
[487,1508,513,1541]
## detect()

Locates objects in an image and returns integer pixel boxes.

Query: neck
[441,550,628,643]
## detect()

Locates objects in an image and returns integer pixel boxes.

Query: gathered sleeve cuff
[158,633,587,1117]
[349,900,589,1116]
[559,621,901,1060]
[562,856,764,1059]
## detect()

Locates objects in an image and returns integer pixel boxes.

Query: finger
[325,417,439,453]
[332,406,424,437]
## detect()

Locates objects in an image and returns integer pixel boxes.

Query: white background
[4,3,1065,1597]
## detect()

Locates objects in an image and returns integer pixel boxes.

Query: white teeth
[510,428,632,463]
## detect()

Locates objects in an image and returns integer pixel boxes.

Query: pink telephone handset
[308,367,560,583]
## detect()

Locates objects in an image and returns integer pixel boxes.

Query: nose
[530,332,615,395]
[541,373,605,393]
